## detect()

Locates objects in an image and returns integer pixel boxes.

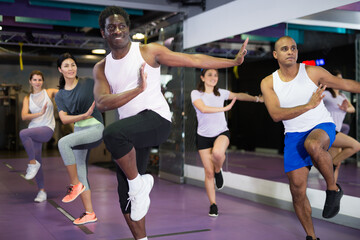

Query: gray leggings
[58,123,104,190]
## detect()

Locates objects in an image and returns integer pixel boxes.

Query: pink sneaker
[62,182,86,203]
[73,212,97,225]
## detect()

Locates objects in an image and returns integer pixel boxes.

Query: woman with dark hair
[55,52,104,225]
[20,70,58,202]
[323,70,360,183]
[191,68,263,217]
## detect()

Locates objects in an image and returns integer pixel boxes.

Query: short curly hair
[99,6,130,30]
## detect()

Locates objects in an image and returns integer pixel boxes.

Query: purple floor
[1,151,360,240]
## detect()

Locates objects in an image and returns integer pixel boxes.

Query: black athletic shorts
[196,130,230,150]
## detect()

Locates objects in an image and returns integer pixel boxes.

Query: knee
[212,150,225,162]
[304,139,322,156]
[58,137,69,150]
[103,127,119,146]
[289,182,307,201]
[19,129,28,141]
[204,168,215,179]
[353,142,360,153]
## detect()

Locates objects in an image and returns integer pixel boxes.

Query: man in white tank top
[93,6,249,240]
[261,36,360,240]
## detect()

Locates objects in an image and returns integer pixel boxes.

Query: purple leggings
[19,126,53,189]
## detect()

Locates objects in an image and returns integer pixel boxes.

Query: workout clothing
[58,123,103,190]
[28,89,55,131]
[191,89,230,137]
[55,77,104,191]
[323,91,348,131]
[103,41,172,213]
[104,42,171,122]
[104,110,171,213]
[272,63,333,133]
[20,126,53,189]
[55,77,103,124]
[196,130,230,150]
[284,122,335,173]
[21,89,55,189]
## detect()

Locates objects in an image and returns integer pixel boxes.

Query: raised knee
[304,139,321,155]
[354,142,360,153]
[19,130,27,139]
[103,127,117,144]
[212,150,225,161]
[58,137,68,149]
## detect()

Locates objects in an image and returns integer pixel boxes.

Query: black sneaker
[306,236,320,240]
[214,169,224,190]
[209,203,218,217]
[322,183,343,218]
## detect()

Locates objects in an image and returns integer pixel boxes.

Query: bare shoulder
[46,88,58,97]
[305,65,330,84]
[261,74,273,87]
[140,42,163,52]
[23,94,29,101]
[140,42,165,67]
[94,58,106,70]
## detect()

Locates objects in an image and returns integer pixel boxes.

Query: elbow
[272,118,281,123]
[95,95,109,112]
[96,104,106,112]
[95,100,106,112]
[270,114,281,122]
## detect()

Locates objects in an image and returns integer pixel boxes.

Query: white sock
[138,237,148,240]
[128,174,142,193]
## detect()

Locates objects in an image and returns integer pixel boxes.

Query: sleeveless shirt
[28,89,55,131]
[272,63,333,133]
[104,42,172,122]
[323,91,348,131]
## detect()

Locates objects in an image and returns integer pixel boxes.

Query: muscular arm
[142,38,248,69]
[260,75,323,122]
[192,98,236,113]
[93,59,145,112]
[307,65,360,93]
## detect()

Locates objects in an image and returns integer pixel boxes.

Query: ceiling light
[91,49,106,54]
[132,33,145,40]
[0,26,2,31]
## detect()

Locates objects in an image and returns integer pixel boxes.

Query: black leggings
[103,110,171,213]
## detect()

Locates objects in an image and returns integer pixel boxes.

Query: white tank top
[273,63,333,133]
[104,42,172,121]
[28,89,55,131]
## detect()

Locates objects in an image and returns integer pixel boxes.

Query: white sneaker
[128,174,154,221]
[34,190,47,203]
[25,160,41,180]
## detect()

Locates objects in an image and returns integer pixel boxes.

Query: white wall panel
[183,0,360,49]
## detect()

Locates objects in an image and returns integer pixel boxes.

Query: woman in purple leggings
[20,70,58,202]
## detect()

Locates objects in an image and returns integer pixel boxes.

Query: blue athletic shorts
[283,122,336,173]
